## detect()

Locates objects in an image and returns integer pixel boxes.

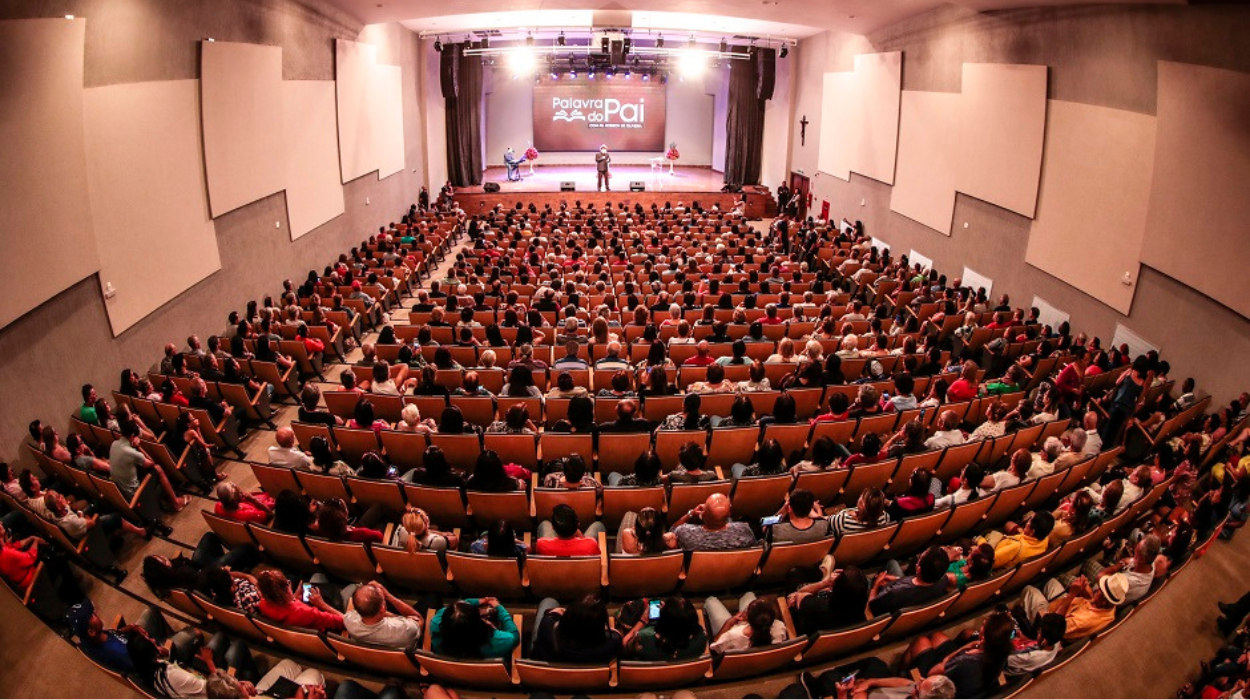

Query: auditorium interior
[1,0,1249,698]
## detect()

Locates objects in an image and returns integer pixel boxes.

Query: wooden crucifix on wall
[800,115,809,146]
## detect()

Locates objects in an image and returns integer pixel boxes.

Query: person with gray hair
[343,580,424,649]
[595,340,630,370]
[1027,436,1065,479]
[205,658,325,699]
[1055,428,1089,470]
[792,660,958,698]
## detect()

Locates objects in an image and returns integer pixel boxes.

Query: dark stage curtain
[442,44,483,187]
[723,47,773,188]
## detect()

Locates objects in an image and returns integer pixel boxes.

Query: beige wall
[0,1,427,463]
[793,3,1250,406]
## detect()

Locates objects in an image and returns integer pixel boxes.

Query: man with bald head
[343,581,423,649]
[682,341,717,367]
[671,493,757,551]
[923,410,966,450]
[267,427,311,471]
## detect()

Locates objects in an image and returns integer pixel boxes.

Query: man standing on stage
[596,145,612,192]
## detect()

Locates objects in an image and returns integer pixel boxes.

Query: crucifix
[799,115,810,145]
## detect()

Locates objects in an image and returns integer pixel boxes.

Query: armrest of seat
[510,614,524,685]
[20,563,45,606]
[598,532,610,586]
[529,474,539,518]
[422,609,435,651]
[129,474,155,509]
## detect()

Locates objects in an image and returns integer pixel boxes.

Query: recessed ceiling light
[64,14,74,19]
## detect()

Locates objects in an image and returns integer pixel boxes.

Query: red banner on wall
[533,79,667,152]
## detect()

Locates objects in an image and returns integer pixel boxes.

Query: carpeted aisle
[1020,529,1250,698]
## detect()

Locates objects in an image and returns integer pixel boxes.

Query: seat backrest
[600,485,666,530]
[618,656,713,690]
[832,523,900,567]
[484,433,539,471]
[249,524,317,573]
[597,433,653,475]
[982,481,1037,528]
[532,485,598,526]
[880,591,960,640]
[885,508,952,558]
[840,458,899,505]
[430,433,484,471]
[343,476,407,515]
[682,547,764,593]
[711,636,807,681]
[606,550,685,599]
[305,536,379,581]
[793,468,850,504]
[1001,549,1061,594]
[527,555,605,600]
[250,616,339,663]
[539,433,593,466]
[937,495,996,544]
[201,510,257,549]
[444,552,527,598]
[324,635,423,678]
[706,427,761,470]
[729,473,794,520]
[251,463,303,497]
[755,537,836,585]
[298,471,351,503]
[379,430,429,470]
[946,568,1015,619]
[401,484,469,529]
[668,478,731,515]
[371,544,453,594]
[466,490,532,530]
[191,592,266,643]
[655,430,708,466]
[332,427,382,466]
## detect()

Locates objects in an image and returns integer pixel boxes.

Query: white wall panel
[282,81,345,239]
[956,63,1048,218]
[889,90,960,234]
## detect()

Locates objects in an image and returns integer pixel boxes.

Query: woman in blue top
[430,598,520,658]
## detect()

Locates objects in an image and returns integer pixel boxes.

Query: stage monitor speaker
[483,182,500,193]
[630,181,645,192]
[560,181,575,192]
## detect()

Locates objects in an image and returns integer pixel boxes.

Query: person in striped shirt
[829,488,892,537]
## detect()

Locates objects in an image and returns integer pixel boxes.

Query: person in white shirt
[934,464,988,509]
[268,427,312,470]
[705,593,787,653]
[1081,411,1103,456]
[987,450,1030,493]
[1027,437,1064,480]
[343,581,423,649]
[924,411,966,451]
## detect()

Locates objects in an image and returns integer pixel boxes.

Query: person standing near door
[596,145,612,191]
[772,214,790,255]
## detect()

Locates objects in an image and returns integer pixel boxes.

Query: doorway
[788,172,810,220]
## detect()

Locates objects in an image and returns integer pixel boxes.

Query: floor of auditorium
[4,230,1243,699]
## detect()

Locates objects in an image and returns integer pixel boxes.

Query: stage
[451,165,776,218]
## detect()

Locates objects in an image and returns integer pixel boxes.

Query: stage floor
[465,164,726,194]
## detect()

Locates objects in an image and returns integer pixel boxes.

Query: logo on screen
[551,97,646,128]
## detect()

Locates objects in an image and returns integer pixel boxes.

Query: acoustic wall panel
[0,19,98,330]
[282,81,345,239]
[1141,61,1250,319]
[1025,100,1156,315]
[337,39,381,182]
[962,267,993,297]
[849,52,902,185]
[1031,297,1070,332]
[956,64,1048,218]
[889,90,960,234]
[84,81,222,335]
[373,63,406,179]
[817,71,856,181]
[201,41,286,217]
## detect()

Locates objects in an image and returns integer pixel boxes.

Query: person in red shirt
[1054,346,1090,406]
[682,341,717,367]
[255,570,345,632]
[312,499,383,544]
[214,481,274,524]
[0,522,41,591]
[760,304,785,325]
[946,361,981,402]
[534,504,604,556]
[297,323,325,355]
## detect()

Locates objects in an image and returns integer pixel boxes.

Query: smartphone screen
[842,669,859,684]
[760,515,782,527]
[301,583,313,603]
[647,600,662,621]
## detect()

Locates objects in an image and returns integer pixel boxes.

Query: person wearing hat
[1016,573,1128,643]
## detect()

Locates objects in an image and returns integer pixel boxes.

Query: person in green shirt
[430,597,519,658]
[621,596,708,661]
[79,383,99,425]
[983,364,1029,396]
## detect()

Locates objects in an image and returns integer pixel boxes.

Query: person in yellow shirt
[988,510,1055,569]
[1017,573,1128,643]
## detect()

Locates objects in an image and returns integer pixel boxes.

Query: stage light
[507,47,536,77]
[550,69,559,79]
[433,37,442,52]
[557,32,566,46]
[678,49,706,78]
[588,67,596,79]
[624,68,632,79]
[642,71,651,82]
[779,45,789,58]
[569,68,578,78]
[656,35,665,49]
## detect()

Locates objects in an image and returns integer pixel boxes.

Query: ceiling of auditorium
[323,0,1184,37]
